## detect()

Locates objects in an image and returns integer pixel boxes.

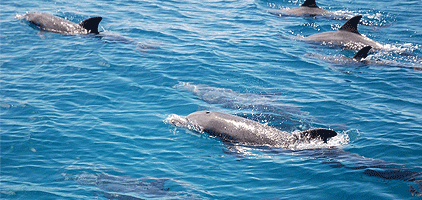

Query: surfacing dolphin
[269,0,328,16]
[22,13,159,50]
[24,12,102,35]
[306,46,422,70]
[305,15,383,50]
[168,111,422,196]
[352,46,372,61]
[305,45,372,65]
[169,110,337,148]
[268,0,345,19]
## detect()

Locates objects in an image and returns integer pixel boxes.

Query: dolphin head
[185,111,239,140]
[186,110,214,129]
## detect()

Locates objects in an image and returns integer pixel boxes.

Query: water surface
[1,0,422,199]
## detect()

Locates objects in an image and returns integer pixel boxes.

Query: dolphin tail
[301,0,318,8]
[300,128,337,143]
[353,46,372,60]
[79,16,102,34]
[339,15,362,35]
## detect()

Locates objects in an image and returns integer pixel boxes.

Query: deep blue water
[1,0,422,199]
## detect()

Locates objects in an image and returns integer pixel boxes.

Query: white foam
[164,114,188,127]
[15,13,28,19]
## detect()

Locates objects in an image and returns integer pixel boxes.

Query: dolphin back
[186,111,293,146]
[300,128,337,143]
[24,12,102,35]
[339,15,362,34]
[353,46,372,60]
[79,16,102,34]
[301,0,318,8]
[25,13,80,33]
[185,111,338,147]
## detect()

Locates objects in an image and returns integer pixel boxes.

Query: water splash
[164,114,202,133]
[15,13,26,19]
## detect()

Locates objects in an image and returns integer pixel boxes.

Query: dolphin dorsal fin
[301,128,337,143]
[79,16,102,34]
[301,0,318,8]
[339,15,362,34]
[353,46,372,60]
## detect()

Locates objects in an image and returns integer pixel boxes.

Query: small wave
[164,114,187,126]
[331,10,394,27]
[380,42,420,55]
[15,13,26,19]
[164,114,203,132]
[370,44,422,69]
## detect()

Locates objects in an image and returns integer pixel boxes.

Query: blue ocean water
[1,0,422,199]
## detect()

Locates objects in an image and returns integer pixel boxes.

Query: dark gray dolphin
[353,46,372,61]
[170,110,337,148]
[24,12,102,34]
[268,0,343,18]
[304,46,372,64]
[283,0,329,16]
[305,15,383,50]
[168,111,422,196]
[305,45,422,70]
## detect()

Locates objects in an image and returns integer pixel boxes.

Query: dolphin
[170,110,337,148]
[305,46,422,70]
[24,12,102,34]
[168,111,422,196]
[277,0,328,16]
[353,46,372,61]
[267,0,346,18]
[305,46,373,64]
[305,15,383,50]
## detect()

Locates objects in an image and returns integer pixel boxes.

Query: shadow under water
[246,146,422,197]
[60,172,197,200]
[174,82,320,132]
